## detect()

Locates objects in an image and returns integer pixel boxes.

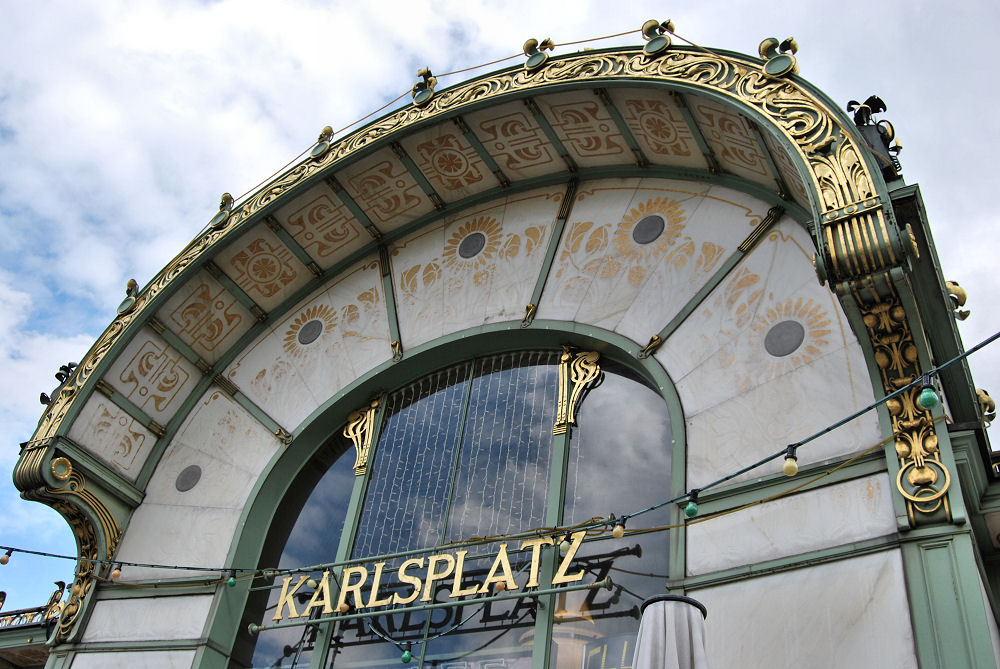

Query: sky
[1,1,997,612]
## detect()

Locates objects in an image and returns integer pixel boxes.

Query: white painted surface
[66,395,155,482]
[71,650,195,669]
[82,596,212,642]
[104,329,202,425]
[694,550,918,668]
[687,475,897,576]
[224,257,390,429]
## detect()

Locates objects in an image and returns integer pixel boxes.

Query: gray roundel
[632,215,665,244]
[175,465,202,492]
[764,320,806,357]
[297,319,324,345]
[458,232,487,258]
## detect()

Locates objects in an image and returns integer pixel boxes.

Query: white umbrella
[632,595,709,669]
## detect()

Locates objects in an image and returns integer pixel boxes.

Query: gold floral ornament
[283,304,337,356]
[613,197,687,264]
[442,216,504,286]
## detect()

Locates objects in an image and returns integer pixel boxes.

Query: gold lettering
[519,537,553,587]
[367,562,394,608]
[272,575,307,621]
[478,543,518,594]
[552,531,586,584]
[393,558,424,605]
[421,553,456,602]
[304,571,334,615]
[336,566,369,611]
[450,550,480,597]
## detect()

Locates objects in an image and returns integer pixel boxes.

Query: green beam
[522,179,578,327]
[747,122,791,199]
[211,374,289,442]
[379,246,403,361]
[147,318,212,374]
[50,435,143,508]
[264,215,324,280]
[523,97,578,173]
[672,91,720,174]
[323,175,382,240]
[391,141,445,210]
[453,115,511,188]
[647,205,784,346]
[594,88,649,168]
[203,260,267,323]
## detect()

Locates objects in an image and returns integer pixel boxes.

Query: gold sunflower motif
[750,296,833,376]
[442,216,504,286]
[283,304,337,357]
[612,197,687,266]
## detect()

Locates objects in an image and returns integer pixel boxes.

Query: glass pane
[249,450,358,667]
[353,364,472,558]
[550,536,665,669]
[564,367,673,528]
[444,351,559,542]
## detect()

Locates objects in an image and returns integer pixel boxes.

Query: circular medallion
[643,34,671,56]
[51,457,72,481]
[763,54,796,77]
[458,232,487,258]
[764,320,805,357]
[525,52,549,71]
[117,296,136,315]
[413,89,433,106]
[310,141,330,158]
[297,319,324,345]
[632,215,666,245]
[434,149,469,177]
[209,209,230,229]
[246,253,281,283]
[175,465,202,492]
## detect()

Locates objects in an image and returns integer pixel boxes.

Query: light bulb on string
[559,536,571,554]
[401,642,413,664]
[917,374,940,410]
[227,570,237,588]
[306,577,318,589]
[782,444,799,477]
[0,550,11,565]
[684,490,699,518]
[111,563,122,579]
[612,516,626,539]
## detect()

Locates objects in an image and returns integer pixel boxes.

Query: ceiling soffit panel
[153,269,256,366]
[398,123,496,202]
[269,187,371,271]
[462,102,563,181]
[212,226,313,313]
[759,129,810,210]
[66,394,157,484]
[685,94,777,189]
[533,90,630,168]
[335,147,436,235]
[605,88,707,171]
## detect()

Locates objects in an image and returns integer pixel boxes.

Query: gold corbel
[521,303,537,328]
[638,334,663,359]
[553,346,601,435]
[344,396,381,476]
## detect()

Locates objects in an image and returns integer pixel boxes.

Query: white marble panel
[687,475,896,576]
[335,147,435,235]
[170,389,278,474]
[114,502,243,581]
[694,550,917,667]
[212,226,312,312]
[464,102,562,181]
[155,269,255,364]
[104,330,201,424]
[224,258,390,428]
[82,596,212,642]
[761,128,811,210]
[143,440,261,510]
[393,188,561,350]
[67,396,155,482]
[607,88,707,171]
[537,179,769,337]
[271,185,369,270]
[654,218,880,486]
[71,650,195,669]
[980,574,1000,667]
[687,93,776,189]
[399,124,495,202]
[535,90,629,168]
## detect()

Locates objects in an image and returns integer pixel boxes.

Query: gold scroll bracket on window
[553,346,601,435]
[344,396,381,476]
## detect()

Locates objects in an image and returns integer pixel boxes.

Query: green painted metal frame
[593,88,649,168]
[204,260,267,322]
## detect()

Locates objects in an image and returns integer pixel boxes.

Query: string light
[401,642,413,664]
[227,570,237,588]
[0,549,11,565]
[684,490,700,518]
[111,564,122,579]
[782,444,800,477]
[612,516,626,539]
[918,374,941,410]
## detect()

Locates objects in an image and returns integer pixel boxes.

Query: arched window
[249,348,675,668]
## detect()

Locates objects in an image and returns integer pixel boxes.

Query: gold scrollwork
[344,397,381,476]
[553,346,601,435]
[857,287,951,524]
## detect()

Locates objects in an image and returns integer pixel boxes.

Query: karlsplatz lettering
[273,532,585,621]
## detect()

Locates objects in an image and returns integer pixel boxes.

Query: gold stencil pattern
[284,193,360,260]
[412,132,486,193]
[228,237,299,299]
[117,339,190,416]
[168,281,244,354]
